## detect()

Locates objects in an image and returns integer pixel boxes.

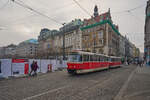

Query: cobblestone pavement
[0,65,149,100]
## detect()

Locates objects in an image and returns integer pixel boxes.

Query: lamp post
[93,33,96,53]
[62,23,66,60]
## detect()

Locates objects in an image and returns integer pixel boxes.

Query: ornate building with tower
[81,5,120,56]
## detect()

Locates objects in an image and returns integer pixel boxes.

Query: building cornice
[80,19,120,35]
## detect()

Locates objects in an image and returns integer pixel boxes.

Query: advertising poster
[12,59,29,76]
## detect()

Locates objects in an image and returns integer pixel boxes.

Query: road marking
[114,67,137,100]
[22,85,69,100]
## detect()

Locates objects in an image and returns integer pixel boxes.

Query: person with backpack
[29,61,35,76]
[33,61,39,76]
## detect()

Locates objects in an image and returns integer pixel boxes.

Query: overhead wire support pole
[62,23,66,60]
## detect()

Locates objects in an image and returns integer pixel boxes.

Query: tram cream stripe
[23,86,69,100]
[76,67,108,74]
[114,67,137,100]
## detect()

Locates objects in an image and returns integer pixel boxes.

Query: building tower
[145,0,150,63]
[94,5,99,17]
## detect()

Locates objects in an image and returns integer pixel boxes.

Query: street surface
[0,65,150,100]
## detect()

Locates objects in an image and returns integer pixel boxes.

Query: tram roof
[109,56,122,58]
[70,51,109,57]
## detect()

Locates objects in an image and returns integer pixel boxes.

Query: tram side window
[97,55,99,61]
[83,55,89,61]
[80,55,82,62]
[108,57,110,61]
[113,58,115,62]
[90,55,94,61]
[95,55,98,61]
[99,56,101,62]
[106,57,109,61]
[111,58,114,62]
[93,55,97,61]
[103,57,106,61]
[100,56,104,61]
[116,58,118,62]
[115,58,117,62]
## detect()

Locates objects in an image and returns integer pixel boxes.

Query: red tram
[67,51,122,74]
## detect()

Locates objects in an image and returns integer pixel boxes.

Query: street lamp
[62,23,66,60]
[93,33,96,53]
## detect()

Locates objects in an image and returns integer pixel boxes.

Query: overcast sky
[0,0,147,52]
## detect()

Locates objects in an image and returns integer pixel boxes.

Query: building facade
[38,29,59,58]
[59,19,83,54]
[3,44,17,58]
[145,0,150,61]
[0,47,5,58]
[119,35,125,57]
[81,6,120,56]
[16,39,38,58]
[38,19,83,58]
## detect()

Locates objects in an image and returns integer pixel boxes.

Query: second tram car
[109,56,122,68]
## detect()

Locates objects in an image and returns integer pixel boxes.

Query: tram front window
[68,55,81,62]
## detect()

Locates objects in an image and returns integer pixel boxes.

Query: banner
[12,59,29,76]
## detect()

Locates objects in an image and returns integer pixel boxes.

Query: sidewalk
[122,66,150,100]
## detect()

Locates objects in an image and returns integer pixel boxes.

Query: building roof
[23,39,38,44]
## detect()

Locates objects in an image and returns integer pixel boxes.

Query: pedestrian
[29,61,35,76]
[33,61,38,76]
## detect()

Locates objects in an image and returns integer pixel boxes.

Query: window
[47,44,50,49]
[98,31,103,39]
[99,39,104,45]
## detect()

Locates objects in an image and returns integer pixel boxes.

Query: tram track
[26,66,135,100]
[61,66,136,100]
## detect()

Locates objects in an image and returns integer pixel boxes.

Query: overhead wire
[10,0,63,25]
[127,11,144,23]
[0,0,9,10]
[72,0,91,16]
[2,0,86,29]
[112,4,146,14]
